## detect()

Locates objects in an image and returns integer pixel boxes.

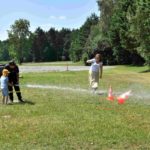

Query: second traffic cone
[107,86,114,101]
[118,98,125,104]
[117,90,132,104]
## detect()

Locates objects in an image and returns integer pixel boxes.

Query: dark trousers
[8,84,22,101]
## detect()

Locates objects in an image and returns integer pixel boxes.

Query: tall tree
[46,28,58,61]
[97,0,114,34]
[0,40,10,61]
[69,13,99,62]
[97,0,145,65]
[131,0,150,67]
[8,19,30,64]
[32,27,47,62]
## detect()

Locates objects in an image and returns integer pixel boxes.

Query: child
[0,69,9,104]
[87,54,103,93]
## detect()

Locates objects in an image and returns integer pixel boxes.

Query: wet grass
[0,65,150,149]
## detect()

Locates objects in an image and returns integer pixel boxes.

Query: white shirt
[0,76,8,89]
[88,59,103,72]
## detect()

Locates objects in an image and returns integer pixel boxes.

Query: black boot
[19,99,25,103]
[14,85,24,103]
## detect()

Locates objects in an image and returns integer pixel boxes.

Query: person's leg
[95,72,99,88]
[8,85,13,102]
[89,71,94,88]
[4,89,9,104]
[89,71,93,89]
[2,90,5,104]
[2,89,8,104]
[89,71,96,93]
[5,96,8,104]
[14,85,23,102]
[92,72,99,93]
[2,96,5,104]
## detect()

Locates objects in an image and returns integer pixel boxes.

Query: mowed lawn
[0,66,150,149]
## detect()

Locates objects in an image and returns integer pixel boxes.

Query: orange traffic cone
[117,90,132,104]
[107,86,114,101]
[118,98,125,104]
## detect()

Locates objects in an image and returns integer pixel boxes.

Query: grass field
[0,66,150,149]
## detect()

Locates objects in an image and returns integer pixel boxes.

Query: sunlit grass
[0,66,150,149]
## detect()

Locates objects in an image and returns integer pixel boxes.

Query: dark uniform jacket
[5,64,19,83]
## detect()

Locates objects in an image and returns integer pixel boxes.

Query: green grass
[0,66,150,149]
[0,61,8,65]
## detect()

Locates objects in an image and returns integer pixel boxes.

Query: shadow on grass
[24,100,35,105]
[139,69,150,73]
[9,100,35,105]
[97,92,106,96]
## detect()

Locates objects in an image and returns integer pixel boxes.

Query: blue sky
[0,0,99,41]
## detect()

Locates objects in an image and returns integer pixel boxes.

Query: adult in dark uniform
[5,60,24,103]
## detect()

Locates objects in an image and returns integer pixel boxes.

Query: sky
[0,0,99,41]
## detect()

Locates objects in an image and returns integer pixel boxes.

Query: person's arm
[6,77,11,86]
[17,73,19,82]
[99,64,103,79]
[8,80,12,86]
[87,59,94,64]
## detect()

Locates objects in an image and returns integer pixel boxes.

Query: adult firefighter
[5,60,24,103]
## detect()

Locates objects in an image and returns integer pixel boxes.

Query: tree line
[0,0,149,67]
[76,0,149,66]
[1,20,72,64]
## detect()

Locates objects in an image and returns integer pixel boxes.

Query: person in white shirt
[0,69,9,104]
[86,54,103,93]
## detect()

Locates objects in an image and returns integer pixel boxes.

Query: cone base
[118,98,125,104]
